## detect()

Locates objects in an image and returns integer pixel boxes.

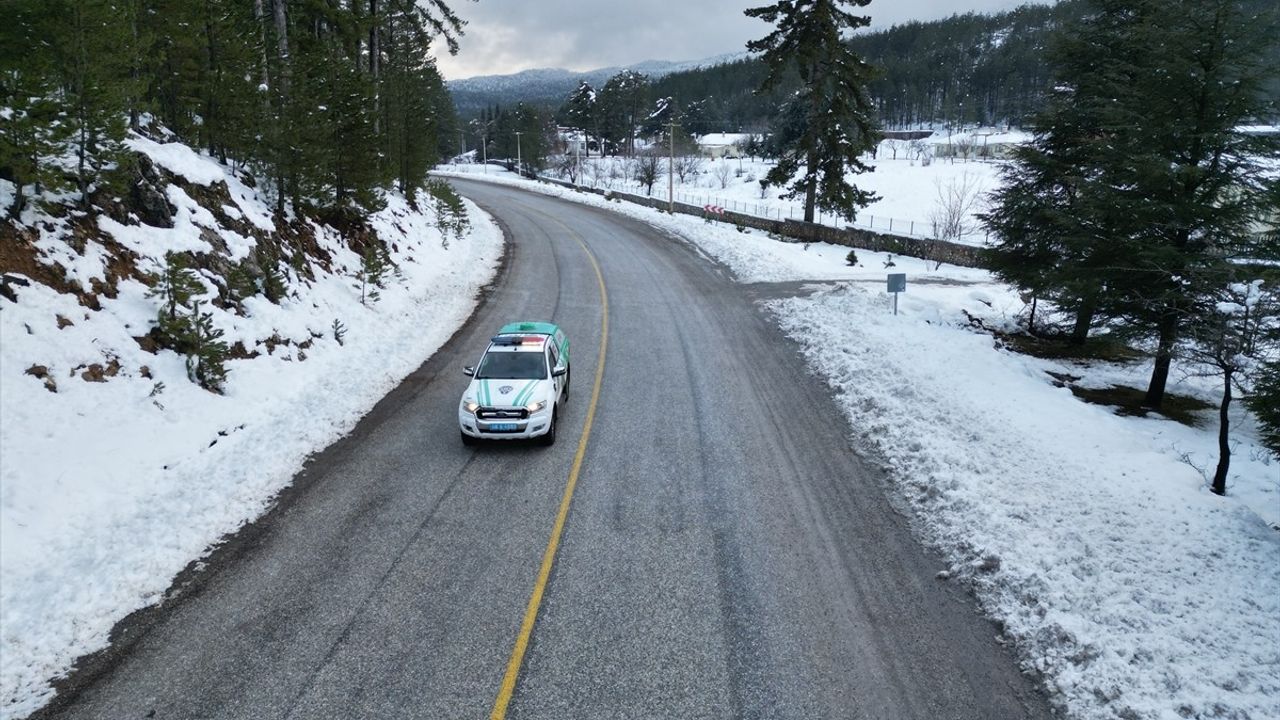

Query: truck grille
[477,407,529,420]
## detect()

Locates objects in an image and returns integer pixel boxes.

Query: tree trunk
[272,0,289,88]
[1211,367,1231,495]
[203,0,218,155]
[73,2,90,208]
[1070,292,1097,345]
[368,0,379,77]
[7,172,26,219]
[128,2,140,130]
[1028,296,1038,334]
[253,0,270,89]
[1143,310,1179,410]
[803,146,818,223]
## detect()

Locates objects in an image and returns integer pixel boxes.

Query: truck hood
[465,378,552,408]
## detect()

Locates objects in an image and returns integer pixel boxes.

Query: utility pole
[481,128,488,173]
[458,128,465,157]
[666,120,679,212]
[574,132,581,185]
[514,131,523,176]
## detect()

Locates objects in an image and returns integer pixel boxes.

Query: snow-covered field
[460,136,1006,244]
[1,142,504,718]
[435,167,1280,720]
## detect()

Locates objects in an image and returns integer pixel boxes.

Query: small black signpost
[887,273,906,315]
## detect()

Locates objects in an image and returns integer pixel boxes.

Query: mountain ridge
[446,51,750,115]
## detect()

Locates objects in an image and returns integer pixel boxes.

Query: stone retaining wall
[536,175,987,269]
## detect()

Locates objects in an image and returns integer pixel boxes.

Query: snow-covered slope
[0,135,503,718]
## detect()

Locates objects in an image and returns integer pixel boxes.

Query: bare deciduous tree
[554,154,580,184]
[1184,280,1278,495]
[883,138,907,160]
[927,173,984,268]
[632,152,662,196]
[908,139,932,166]
[584,159,605,188]
[606,159,625,188]
[673,154,704,183]
[712,160,733,189]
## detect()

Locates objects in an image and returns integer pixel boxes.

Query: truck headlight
[463,400,480,413]
[525,400,547,413]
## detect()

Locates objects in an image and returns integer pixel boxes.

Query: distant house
[697,132,751,159]
[930,128,1032,161]
[557,127,590,156]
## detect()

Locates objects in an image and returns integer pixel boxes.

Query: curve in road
[36,179,1052,720]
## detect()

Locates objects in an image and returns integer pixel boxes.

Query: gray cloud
[434,0,1051,80]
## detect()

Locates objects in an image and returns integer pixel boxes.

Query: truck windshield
[476,351,547,380]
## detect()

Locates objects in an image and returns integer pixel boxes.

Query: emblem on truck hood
[499,385,513,394]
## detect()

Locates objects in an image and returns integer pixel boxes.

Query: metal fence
[669,190,988,246]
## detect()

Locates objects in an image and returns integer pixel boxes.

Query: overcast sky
[433,0,1051,80]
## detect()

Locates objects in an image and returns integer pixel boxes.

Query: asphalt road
[38,179,1053,720]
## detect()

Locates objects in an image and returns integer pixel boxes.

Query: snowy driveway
[37,180,1050,719]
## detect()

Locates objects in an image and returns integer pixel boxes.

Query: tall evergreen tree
[0,0,68,217]
[49,0,138,206]
[745,0,881,222]
[563,81,599,156]
[983,0,1149,344]
[4,0,462,218]
[985,0,1278,412]
[1110,0,1278,410]
[599,70,649,157]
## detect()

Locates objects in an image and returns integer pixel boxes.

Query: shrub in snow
[1247,360,1280,458]
[713,162,733,189]
[427,180,470,248]
[148,252,203,342]
[255,246,289,303]
[185,301,229,393]
[846,250,858,267]
[224,261,259,309]
[359,243,389,305]
[332,318,347,347]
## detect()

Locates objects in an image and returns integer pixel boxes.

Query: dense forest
[1,0,460,218]
[649,1,1069,132]
[537,0,1277,135]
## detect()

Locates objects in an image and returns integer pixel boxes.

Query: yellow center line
[489,219,609,720]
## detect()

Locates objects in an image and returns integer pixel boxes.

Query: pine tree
[47,0,137,207]
[0,0,67,218]
[982,2,1146,344]
[1248,359,1280,458]
[599,71,650,157]
[745,0,881,223]
[427,179,468,246]
[984,0,1278,418]
[186,300,230,392]
[381,0,456,199]
[359,243,388,304]
[564,81,599,157]
[255,246,288,303]
[149,252,206,347]
[1108,0,1278,410]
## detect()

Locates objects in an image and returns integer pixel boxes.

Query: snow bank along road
[37,180,1052,719]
